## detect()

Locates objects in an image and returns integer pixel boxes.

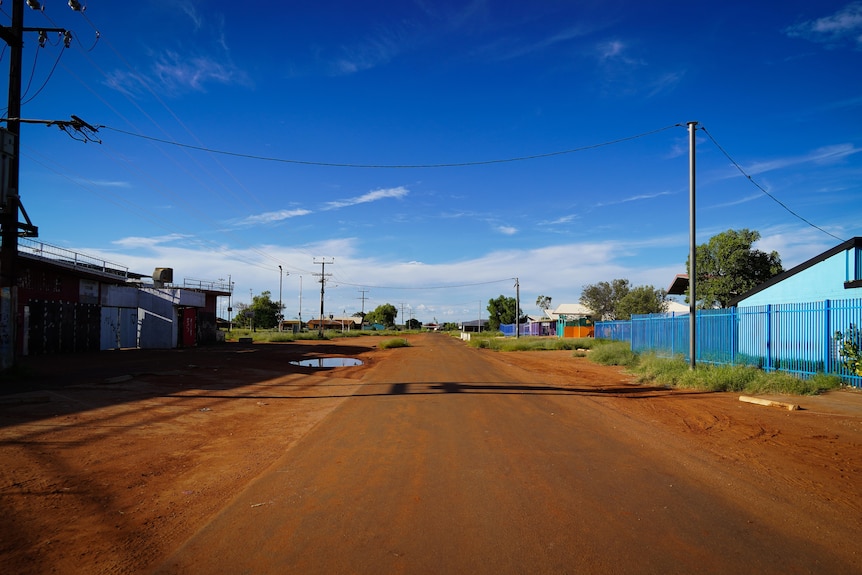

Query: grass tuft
[379,338,410,349]
[627,352,844,395]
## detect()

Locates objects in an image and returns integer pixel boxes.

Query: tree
[231,302,251,328]
[835,325,862,376]
[487,295,522,331]
[248,290,282,330]
[688,229,783,308]
[579,279,630,320]
[365,303,398,327]
[406,318,422,330]
[615,285,668,320]
[536,295,553,312]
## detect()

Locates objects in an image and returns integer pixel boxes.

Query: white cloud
[497,225,518,235]
[235,209,312,227]
[744,143,861,174]
[111,234,189,249]
[325,186,409,209]
[81,179,132,188]
[785,2,862,46]
[595,190,671,207]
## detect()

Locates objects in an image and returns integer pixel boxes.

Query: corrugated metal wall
[26,301,100,355]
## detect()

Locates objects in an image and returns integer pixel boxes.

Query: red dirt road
[2,333,862,574]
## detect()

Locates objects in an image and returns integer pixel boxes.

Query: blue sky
[4,0,861,323]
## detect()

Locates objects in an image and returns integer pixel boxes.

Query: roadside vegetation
[224,328,423,343]
[379,338,411,349]
[465,334,600,352]
[464,334,843,396]
[626,353,843,395]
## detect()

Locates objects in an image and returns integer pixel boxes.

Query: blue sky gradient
[4,1,861,323]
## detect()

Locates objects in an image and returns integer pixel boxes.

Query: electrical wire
[101,123,686,169]
[21,42,65,107]
[22,39,40,99]
[327,278,515,290]
[700,126,845,243]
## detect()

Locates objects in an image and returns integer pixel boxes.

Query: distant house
[459,319,489,333]
[547,303,595,338]
[665,300,690,314]
[729,237,862,307]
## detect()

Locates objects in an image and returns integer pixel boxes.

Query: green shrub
[629,354,844,395]
[588,341,639,367]
[379,338,410,349]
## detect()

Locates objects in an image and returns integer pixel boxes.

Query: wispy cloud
[744,143,861,174]
[77,179,132,188]
[595,191,671,207]
[496,225,518,235]
[325,186,409,210]
[785,2,862,47]
[235,209,312,227]
[331,21,421,75]
[708,193,762,209]
[596,39,643,66]
[490,25,592,61]
[542,214,578,225]
[179,0,203,30]
[152,50,250,93]
[105,6,250,96]
[112,234,189,249]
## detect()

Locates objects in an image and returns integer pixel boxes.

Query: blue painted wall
[737,247,862,306]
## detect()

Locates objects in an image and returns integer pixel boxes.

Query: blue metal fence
[595,298,862,388]
[595,320,631,341]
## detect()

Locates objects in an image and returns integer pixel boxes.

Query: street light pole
[278,265,283,332]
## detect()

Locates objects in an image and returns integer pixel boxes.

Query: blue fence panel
[597,298,862,388]
[697,308,736,365]
[828,298,862,387]
[737,305,769,369]
[595,320,631,341]
[632,312,688,358]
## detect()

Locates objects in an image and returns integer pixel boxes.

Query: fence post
[730,307,736,366]
[765,304,773,373]
[824,299,831,374]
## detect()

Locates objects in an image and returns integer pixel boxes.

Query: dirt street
[1,333,861,574]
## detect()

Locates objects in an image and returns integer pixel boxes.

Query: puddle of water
[290,357,363,368]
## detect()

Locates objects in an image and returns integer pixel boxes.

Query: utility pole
[313,258,333,336]
[0,1,67,369]
[227,275,233,331]
[278,265,287,331]
[688,121,698,370]
[515,277,520,339]
[357,289,369,317]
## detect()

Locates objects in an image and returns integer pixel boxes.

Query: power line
[100,123,685,169]
[330,277,514,290]
[700,126,845,243]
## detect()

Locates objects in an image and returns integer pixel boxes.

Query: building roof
[728,236,862,306]
[547,303,595,320]
[667,274,689,295]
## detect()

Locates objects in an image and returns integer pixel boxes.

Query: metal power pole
[0,1,68,369]
[313,258,333,336]
[357,289,369,316]
[278,265,285,331]
[688,121,698,370]
[0,0,23,370]
[515,277,520,339]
